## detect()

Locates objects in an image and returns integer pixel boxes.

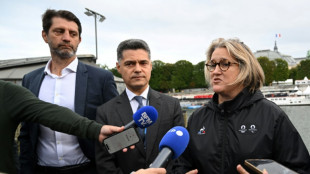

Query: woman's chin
[212,86,223,93]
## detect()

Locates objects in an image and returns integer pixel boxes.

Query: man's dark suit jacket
[95,88,184,174]
[18,61,119,174]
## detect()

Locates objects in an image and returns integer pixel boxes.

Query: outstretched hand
[237,164,268,174]
[98,125,124,142]
[98,125,135,152]
[186,169,198,174]
[133,168,166,174]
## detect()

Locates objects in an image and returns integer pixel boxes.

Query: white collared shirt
[36,58,89,166]
[126,86,149,113]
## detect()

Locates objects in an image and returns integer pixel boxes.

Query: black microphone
[149,126,189,168]
[124,106,158,130]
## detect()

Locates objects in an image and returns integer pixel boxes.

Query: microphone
[149,126,189,168]
[124,106,158,129]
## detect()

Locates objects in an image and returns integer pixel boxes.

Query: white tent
[294,86,299,91]
[303,85,310,95]
[296,90,303,95]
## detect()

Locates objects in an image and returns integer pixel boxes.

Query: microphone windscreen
[159,126,189,159]
[133,106,158,128]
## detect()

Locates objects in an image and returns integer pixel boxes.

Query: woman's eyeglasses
[205,59,239,72]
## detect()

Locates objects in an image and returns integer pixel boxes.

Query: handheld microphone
[124,106,158,129]
[149,126,189,168]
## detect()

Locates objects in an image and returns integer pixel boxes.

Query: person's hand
[98,125,135,152]
[98,125,124,142]
[186,169,198,174]
[133,168,166,174]
[237,164,249,174]
[236,164,268,174]
[122,145,135,152]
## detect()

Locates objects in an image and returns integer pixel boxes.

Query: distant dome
[253,41,296,67]
[254,49,282,60]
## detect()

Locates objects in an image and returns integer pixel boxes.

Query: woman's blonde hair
[205,38,265,93]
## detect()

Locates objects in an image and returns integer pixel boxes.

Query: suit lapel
[115,92,133,126]
[117,91,147,158]
[146,89,161,160]
[75,62,87,116]
[31,69,46,96]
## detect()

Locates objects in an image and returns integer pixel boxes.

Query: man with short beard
[19,9,118,174]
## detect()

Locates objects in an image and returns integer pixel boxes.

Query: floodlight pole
[94,14,98,60]
[84,8,105,60]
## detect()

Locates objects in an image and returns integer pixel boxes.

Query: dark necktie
[134,96,146,148]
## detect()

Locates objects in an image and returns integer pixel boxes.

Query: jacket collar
[209,88,264,114]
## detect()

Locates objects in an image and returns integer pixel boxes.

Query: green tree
[171,60,194,90]
[149,60,174,92]
[149,60,164,91]
[257,57,275,86]
[192,61,208,88]
[296,59,310,79]
[160,63,175,92]
[98,64,109,70]
[289,67,298,84]
[273,58,289,81]
[109,67,121,78]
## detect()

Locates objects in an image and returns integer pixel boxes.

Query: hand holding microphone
[149,126,190,168]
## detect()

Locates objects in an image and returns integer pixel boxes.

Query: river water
[280,105,310,152]
[184,105,310,152]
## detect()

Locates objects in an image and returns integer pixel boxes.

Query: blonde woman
[172,38,310,174]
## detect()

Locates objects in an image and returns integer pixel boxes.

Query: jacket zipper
[220,109,228,174]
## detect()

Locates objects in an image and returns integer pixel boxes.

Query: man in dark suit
[95,39,184,174]
[18,9,118,174]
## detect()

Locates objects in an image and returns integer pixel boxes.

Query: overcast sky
[1,0,309,68]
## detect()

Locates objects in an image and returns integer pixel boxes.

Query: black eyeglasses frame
[205,59,239,72]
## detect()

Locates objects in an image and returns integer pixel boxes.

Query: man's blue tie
[134,96,146,148]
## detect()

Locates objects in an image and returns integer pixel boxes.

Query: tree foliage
[191,61,208,88]
[289,67,297,84]
[109,67,121,78]
[98,64,109,70]
[273,58,289,81]
[171,60,194,90]
[149,60,174,92]
[257,57,275,85]
[296,59,310,79]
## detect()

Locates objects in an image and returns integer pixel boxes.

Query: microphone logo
[150,126,189,168]
[168,128,184,136]
[138,111,153,127]
[176,130,184,136]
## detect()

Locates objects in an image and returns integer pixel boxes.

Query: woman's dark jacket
[172,88,310,174]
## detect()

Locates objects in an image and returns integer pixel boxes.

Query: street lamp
[84,8,106,60]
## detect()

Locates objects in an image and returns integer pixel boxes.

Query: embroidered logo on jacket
[198,126,206,135]
[248,124,257,133]
[238,124,258,134]
[239,125,247,133]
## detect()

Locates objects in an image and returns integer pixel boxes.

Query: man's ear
[42,30,48,43]
[116,62,121,74]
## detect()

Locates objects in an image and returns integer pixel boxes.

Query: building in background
[295,77,310,85]
[0,54,125,93]
[253,41,297,68]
